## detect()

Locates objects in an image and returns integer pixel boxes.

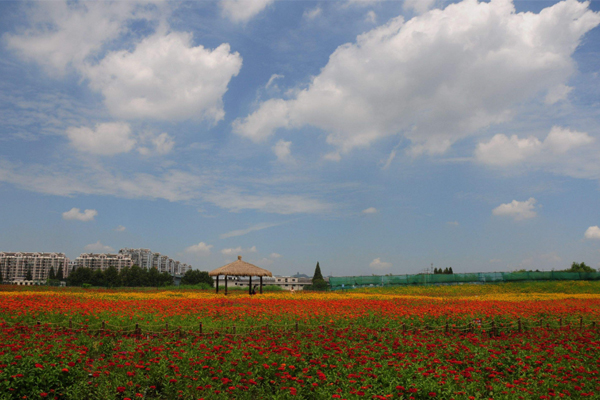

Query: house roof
[208,256,273,277]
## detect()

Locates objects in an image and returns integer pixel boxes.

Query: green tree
[120,265,149,287]
[310,262,328,291]
[160,271,174,286]
[148,267,161,287]
[104,266,119,287]
[25,266,33,281]
[91,269,105,287]
[566,262,596,273]
[48,266,56,280]
[448,267,453,274]
[443,267,449,274]
[68,267,93,286]
[181,270,214,287]
[0,267,3,284]
[56,266,64,281]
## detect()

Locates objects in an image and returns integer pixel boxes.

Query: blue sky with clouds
[1,0,600,276]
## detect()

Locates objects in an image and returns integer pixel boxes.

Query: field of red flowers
[1,286,600,399]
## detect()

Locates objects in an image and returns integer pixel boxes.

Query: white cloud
[362,207,378,214]
[221,246,257,256]
[233,0,600,157]
[62,207,97,222]
[304,6,322,20]
[137,132,175,155]
[369,257,392,270]
[585,226,600,240]
[492,198,537,221]
[266,74,284,89]
[269,253,282,259]
[185,242,213,256]
[0,160,332,214]
[475,126,597,175]
[84,240,114,253]
[4,1,161,75]
[365,10,377,24]
[272,140,294,163]
[114,225,126,232]
[84,31,242,122]
[66,122,136,155]
[545,84,573,105]
[220,0,275,23]
[404,0,436,14]
[220,222,283,239]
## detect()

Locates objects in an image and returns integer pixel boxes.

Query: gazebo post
[216,275,219,294]
[260,276,263,294]
[225,275,228,295]
[249,275,252,295]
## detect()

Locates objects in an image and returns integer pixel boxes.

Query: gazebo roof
[208,256,273,277]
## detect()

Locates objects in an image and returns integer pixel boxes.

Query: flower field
[1,285,600,399]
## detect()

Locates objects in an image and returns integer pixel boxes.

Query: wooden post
[491,321,496,336]
[102,321,105,332]
[295,321,299,332]
[69,318,72,329]
[199,322,203,335]
[225,275,228,296]
[249,276,252,295]
[216,275,219,294]
[260,276,263,294]
[166,322,169,331]
[135,323,139,335]
[559,318,562,329]
[445,321,449,334]
[580,316,583,330]
[37,320,40,326]
[178,326,182,338]
[233,325,236,335]
[518,318,522,333]
[266,324,269,333]
[593,321,596,329]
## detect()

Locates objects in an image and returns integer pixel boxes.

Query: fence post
[37,320,40,327]
[518,318,522,333]
[295,321,299,332]
[492,320,496,336]
[166,322,169,331]
[580,316,583,330]
[69,318,72,329]
[559,318,562,329]
[135,323,139,335]
[178,326,182,338]
[266,324,269,333]
[445,321,449,334]
[199,322,203,335]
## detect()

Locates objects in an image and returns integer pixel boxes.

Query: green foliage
[181,270,213,287]
[312,262,324,282]
[48,266,56,280]
[565,262,596,273]
[56,266,64,281]
[104,266,119,287]
[25,267,33,281]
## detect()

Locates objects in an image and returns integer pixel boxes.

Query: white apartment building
[74,253,132,272]
[0,252,69,283]
[118,248,191,276]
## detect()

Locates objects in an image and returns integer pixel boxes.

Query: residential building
[222,275,312,291]
[118,248,190,276]
[0,252,69,283]
[74,253,132,272]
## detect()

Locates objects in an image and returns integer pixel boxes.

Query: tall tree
[448,267,453,274]
[48,266,56,280]
[56,266,64,281]
[313,262,324,281]
[104,266,119,287]
[25,266,33,281]
[148,267,161,287]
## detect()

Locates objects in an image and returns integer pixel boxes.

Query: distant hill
[292,273,310,278]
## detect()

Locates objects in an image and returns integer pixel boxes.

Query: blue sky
[1,0,600,276]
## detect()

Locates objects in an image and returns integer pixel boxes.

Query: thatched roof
[208,256,273,277]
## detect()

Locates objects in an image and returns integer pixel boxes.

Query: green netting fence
[329,271,600,289]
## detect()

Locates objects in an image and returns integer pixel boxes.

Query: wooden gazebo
[209,256,273,295]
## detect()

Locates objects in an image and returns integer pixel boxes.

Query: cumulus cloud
[114,225,126,232]
[584,226,600,240]
[62,207,97,222]
[233,0,600,158]
[84,241,114,253]
[404,0,436,14]
[272,140,294,163]
[492,198,537,221]
[265,74,284,89]
[84,31,242,122]
[365,10,377,23]
[270,253,282,259]
[304,6,322,20]
[362,207,378,214]
[185,242,213,255]
[4,1,161,75]
[221,246,257,255]
[66,122,136,155]
[545,84,573,105]
[220,0,275,23]
[369,258,392,270]
[476,126,595,166]
[137,132,175,155]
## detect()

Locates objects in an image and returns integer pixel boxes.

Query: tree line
[433,267,454,274]
[68,265,174,287]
